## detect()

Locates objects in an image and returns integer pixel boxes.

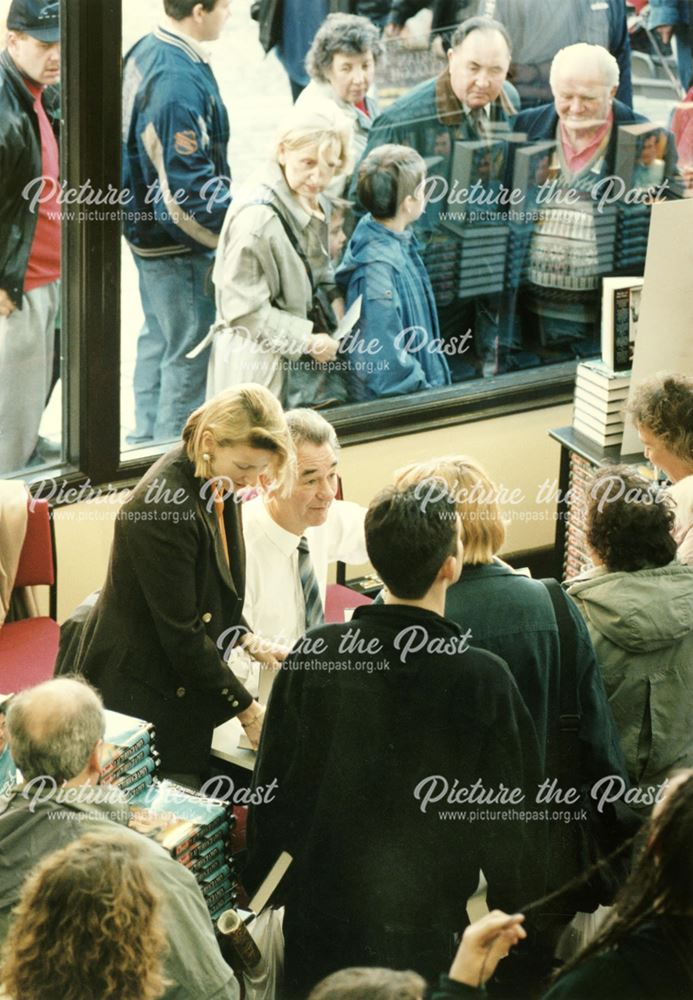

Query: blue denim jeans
[129,251,215,444]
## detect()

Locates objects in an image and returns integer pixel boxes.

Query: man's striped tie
[298,536,324,630]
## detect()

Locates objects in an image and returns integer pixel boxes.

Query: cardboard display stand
[621,199,693,455]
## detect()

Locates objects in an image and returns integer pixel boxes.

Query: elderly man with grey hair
[0,677,239,1000]
[509,42,679,360]
[232,409,368,696]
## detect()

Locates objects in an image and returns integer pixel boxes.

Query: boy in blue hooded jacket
[336,145,451,399]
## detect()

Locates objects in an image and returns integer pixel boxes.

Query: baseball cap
[7,0,60,43]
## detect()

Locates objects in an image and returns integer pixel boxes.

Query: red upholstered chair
[0,498,59,692]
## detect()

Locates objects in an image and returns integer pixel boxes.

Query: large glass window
[117,0,686,459]
[21,0,689,491]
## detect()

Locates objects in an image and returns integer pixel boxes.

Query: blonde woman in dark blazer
[75,385,292,784]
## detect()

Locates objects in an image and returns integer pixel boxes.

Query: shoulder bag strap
[541,578,580,786]
[244,187,317,293]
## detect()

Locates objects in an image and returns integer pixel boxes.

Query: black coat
[253,0,392,54]
[0,51,60,309]
[246,603,544,986]
[74,446,253,774]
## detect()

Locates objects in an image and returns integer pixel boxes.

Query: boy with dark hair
[246,484,543,997]
[336,145,451,400]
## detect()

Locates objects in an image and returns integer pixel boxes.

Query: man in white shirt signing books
[230,409,368,697]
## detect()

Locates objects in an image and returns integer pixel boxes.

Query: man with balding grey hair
[0,677,240,1000]
[508,42,679,360]
[5,675,105,784]
[231,409,367,696]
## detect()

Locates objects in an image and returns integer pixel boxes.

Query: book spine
[613,287,632,370]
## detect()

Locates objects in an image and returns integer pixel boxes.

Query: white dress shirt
[241,496,368,650]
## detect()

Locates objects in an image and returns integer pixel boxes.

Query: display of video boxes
[512,141,556,200]
[613,123,668,192]
[448,138,508,195]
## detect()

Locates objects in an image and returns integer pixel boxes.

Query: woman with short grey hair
[296,13,384,192]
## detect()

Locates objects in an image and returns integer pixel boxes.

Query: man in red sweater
[0,0,60,473]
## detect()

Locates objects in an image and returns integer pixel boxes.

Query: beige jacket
[209,162,334,398]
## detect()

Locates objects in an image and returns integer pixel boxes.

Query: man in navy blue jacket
[122,0,232,444]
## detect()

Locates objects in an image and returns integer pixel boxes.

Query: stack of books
[615,203,651,271]
[419,235,460,308]
[457,225,508,299]
[100,709,160,800]
[572,360,631,448]
[129,779,239,920]
[563,451,595,580]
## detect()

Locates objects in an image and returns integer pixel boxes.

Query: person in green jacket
[567,465,693,808]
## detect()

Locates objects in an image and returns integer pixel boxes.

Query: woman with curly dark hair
[567,465,693,805]
[628,373,693,565]
[0,833,167,1000]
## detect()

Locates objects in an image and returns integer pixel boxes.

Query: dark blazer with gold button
[74,445,254,774]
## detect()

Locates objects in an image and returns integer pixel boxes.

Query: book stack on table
[572,360,631,449]
[128,779,239,921]
[100,709,160,800]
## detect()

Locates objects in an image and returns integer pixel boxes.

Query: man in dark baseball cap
[6,0,60,43]
[0,0,61,474]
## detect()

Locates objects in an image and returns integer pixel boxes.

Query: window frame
[48,0,578,498]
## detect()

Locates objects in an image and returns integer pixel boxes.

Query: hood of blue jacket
[336,214,419,282]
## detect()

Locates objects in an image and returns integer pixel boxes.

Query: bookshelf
[549,426,645,581]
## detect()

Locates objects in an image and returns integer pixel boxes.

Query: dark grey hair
[6,677,105,783]
[451,15,512,55]
[306,13,384,84]
[284,409,339,453]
